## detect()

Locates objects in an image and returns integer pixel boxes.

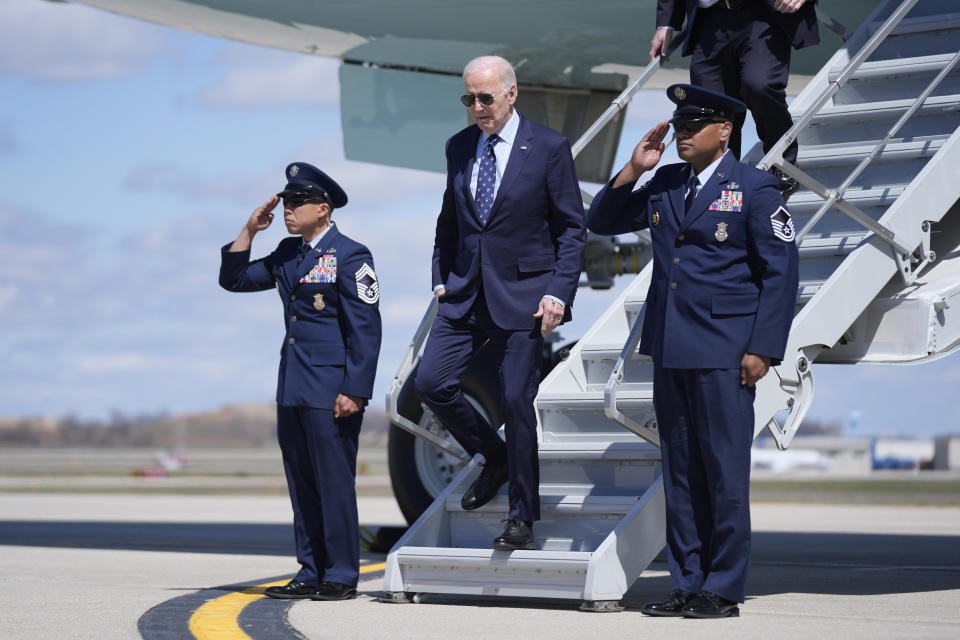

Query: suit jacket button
[291,295,297,301]
[672,257,680,265]
[291,316,297,322]
[289,337,296,345]
[677,233,685,242]
[670,282,678,290]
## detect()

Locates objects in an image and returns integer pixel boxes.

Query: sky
[0,0,957,437]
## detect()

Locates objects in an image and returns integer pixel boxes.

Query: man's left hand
[774,0,806,14]
[334,394,363,418]
[740,353,772,387]
[533,297,564,338]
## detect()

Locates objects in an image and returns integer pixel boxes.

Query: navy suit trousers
[689,3,797,164]
[277,405,361,587]
[415,295,542,521]
[653,364,756,603]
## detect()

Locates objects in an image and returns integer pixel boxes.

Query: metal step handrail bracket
[602,304,660,447]
[385,297,469,461]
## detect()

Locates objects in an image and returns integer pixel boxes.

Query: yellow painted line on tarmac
[188,563,387,640]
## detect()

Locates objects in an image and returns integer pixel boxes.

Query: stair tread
[814,93,959,119]
[830,52,959,81]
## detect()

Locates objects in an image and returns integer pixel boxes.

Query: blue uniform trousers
[689,3,797,164]
[653,364,755,603]
[415,294,542,522]
[277,405,361,587]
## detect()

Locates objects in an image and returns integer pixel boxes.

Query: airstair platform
[384,0,960,609]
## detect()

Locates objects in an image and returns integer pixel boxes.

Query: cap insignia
[674,87,687,101]
[289,165,299,178]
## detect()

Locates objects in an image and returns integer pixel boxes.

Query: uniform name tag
[709,190,743,213]
[299,254,337,283]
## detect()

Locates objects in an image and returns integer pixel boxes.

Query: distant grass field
[751,478,960,506]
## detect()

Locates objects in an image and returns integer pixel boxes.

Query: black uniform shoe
[640,589,695,617]
[264,580,316,599]
[771,166,800,201]
[460,462,508,511]
[309,581,357,601]
[492,517,535,551]
[681,591,740,618]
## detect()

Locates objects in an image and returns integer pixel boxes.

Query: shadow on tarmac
[2,520,958,598]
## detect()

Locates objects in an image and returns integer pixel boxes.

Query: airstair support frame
[755,0,960,449]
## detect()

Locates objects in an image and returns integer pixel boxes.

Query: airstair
[384,0,960,609]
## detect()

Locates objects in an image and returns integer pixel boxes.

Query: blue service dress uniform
[219,223,381,588]
[587,151,799,603]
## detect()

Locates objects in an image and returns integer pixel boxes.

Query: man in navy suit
[650,0,820,196]
[587,85,798,617]
[219,163,381,601]
[414,55,586,551]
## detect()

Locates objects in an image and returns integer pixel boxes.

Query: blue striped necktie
[475,134,500,224]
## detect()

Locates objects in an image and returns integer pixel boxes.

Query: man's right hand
[613,121,670,188]
[434,287,446,300]
[649,27,672,62]
[229,195,279,252]
[246,195,279,235]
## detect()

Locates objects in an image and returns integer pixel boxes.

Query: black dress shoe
[264,580,316,599]
[309,581,357,601]
[640,589,695,616]
[682,591,740,618]
[771,166,800,201]
[492,517,535,551]
[460,462,508,511]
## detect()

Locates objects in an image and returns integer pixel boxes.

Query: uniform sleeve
[745,174,800,365]
[218,243,280,292]
[337,245,383,400]
[586,177,652,236]
[431,137,458,290]
[544,137,587,306]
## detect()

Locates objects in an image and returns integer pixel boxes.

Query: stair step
[393,547,592,598]
[538,391,653,409]
[445,493,643,515]
[812,94,960,124]
[788,186,905,212]
[829,53,959,83]
[536,440,660,460]
[797,137,947,167]
[869,12,960,38]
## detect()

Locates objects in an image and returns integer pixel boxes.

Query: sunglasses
[283,197,325,209]
[673,119,727,134]
[460,92,499,107]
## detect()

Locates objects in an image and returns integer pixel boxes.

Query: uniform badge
[355,263,379,304]
[299,254,337,284]
[709,190,743,213]
[770,205,796,242]
[313,293,325,311]
[289,165,299,177]
[715,222,728,242]
[651,211,660,227]
[728,181,739,190]
[674,86,686,101]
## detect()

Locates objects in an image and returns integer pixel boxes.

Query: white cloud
[198,55,341,109]
[0,0,164,81]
